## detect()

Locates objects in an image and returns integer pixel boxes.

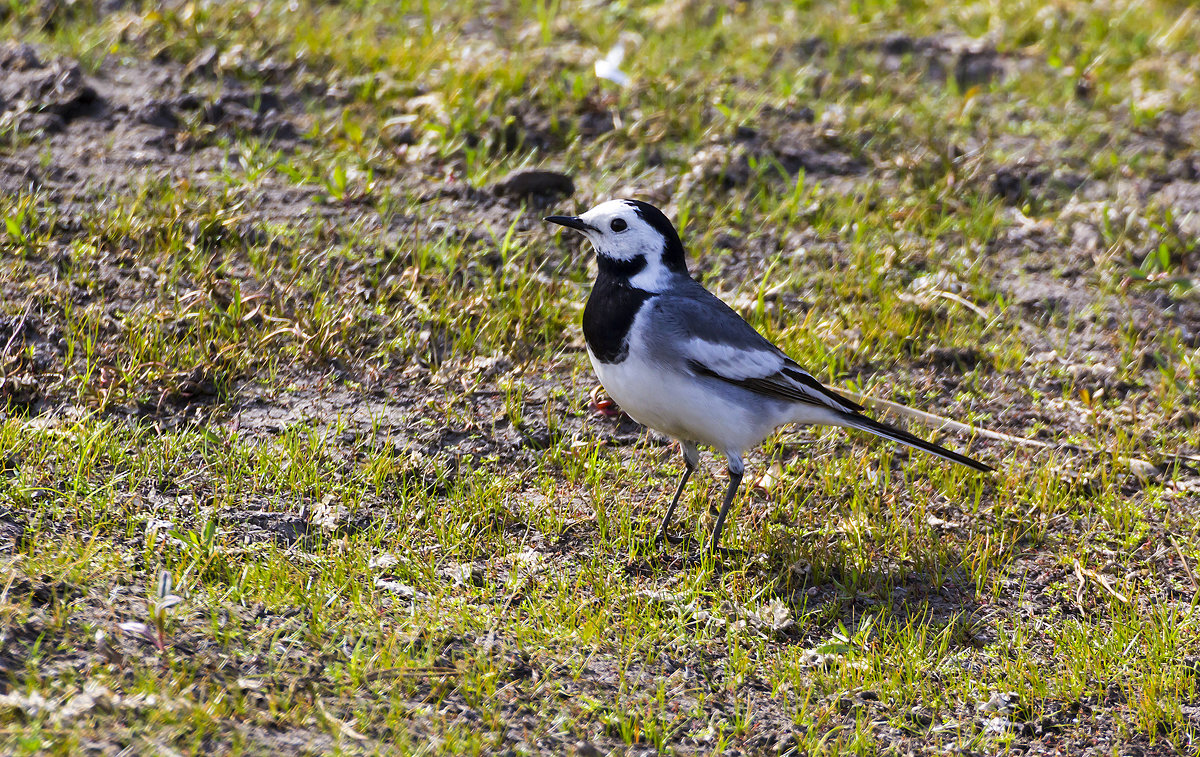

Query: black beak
[544,215,593,233]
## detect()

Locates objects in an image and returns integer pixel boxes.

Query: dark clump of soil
[682,121,863,192]
[875,32,1024,90]
[0,310,64,412]
[137,88,299,145]
[220,509,312,547]
[0,42,305,207]
[5,575,83,606]
[0,42,101,135]
[0,510,26,552]
[493,168,575,201]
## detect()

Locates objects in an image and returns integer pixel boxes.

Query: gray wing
[649,281,864,414]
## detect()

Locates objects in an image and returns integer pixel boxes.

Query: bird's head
[546,199,688,291]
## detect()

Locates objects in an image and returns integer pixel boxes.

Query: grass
[2,0,1199,754]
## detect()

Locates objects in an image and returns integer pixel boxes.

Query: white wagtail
[546,199,993,553]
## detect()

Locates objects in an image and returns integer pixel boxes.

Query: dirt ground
[2,4,1200,755]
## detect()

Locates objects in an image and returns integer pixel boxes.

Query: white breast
[587,309,802,457]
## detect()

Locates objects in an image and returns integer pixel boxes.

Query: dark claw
[708,545,745,560]
[657,529,688,546]
[677,542,743,567]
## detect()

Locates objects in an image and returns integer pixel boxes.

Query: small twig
[1074,558,1129,604]
[1,301,33,365]
[1073,560,1087,608]
[482,575,529,651]
[316,699,368,741]
[1167,534,1199,592]
[364,666,458,682]
[931,289,990,320]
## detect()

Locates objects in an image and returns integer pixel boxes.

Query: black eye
[610,218,627,232]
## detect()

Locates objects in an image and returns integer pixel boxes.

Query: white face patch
[575,200,677,292]
[578,200,657,262]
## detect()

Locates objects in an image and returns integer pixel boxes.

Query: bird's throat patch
[596,253,647,279]
[583,274,652,363]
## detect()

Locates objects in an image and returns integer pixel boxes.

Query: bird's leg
[658,442,699,545]
[707,458,744,554]
[656,467,693,545]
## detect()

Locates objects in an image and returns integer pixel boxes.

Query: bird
[545,199,993,554]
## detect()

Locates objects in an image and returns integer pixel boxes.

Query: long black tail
[838,411,993,472]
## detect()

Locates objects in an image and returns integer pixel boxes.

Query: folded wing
[652,283,864,414]
[684,340,863,414]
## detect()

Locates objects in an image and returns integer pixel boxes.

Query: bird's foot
[655,529,690,546]
[706,543,745,560]
[637,530,692,555]
[588,385,620,417]
[676,543,745,567]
